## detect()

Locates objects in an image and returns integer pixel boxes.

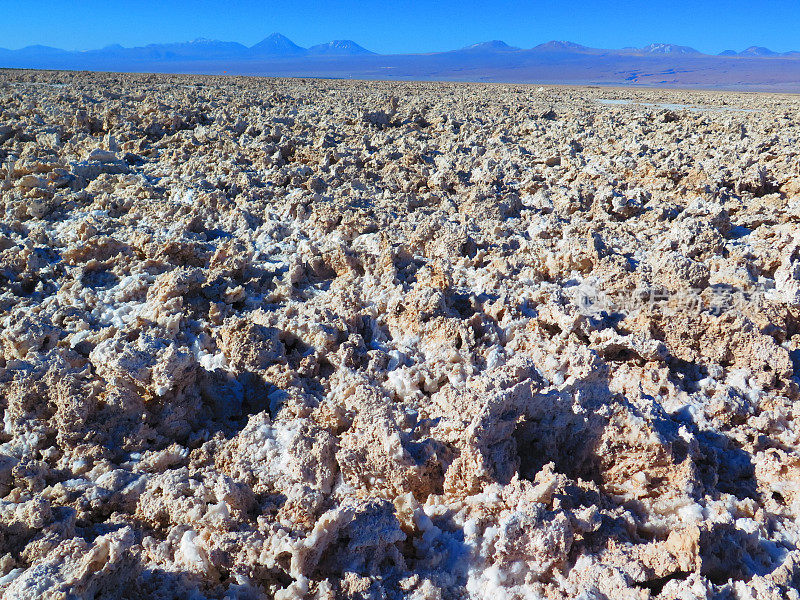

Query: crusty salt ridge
[0,68,799,599]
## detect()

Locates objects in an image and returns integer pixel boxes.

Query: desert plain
[0,69,800,599]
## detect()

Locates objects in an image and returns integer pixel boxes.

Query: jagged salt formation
[0,69,799,599]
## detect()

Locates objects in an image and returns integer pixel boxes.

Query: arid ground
[1,70,800,599]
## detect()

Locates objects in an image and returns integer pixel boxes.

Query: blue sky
[1,0,799,53]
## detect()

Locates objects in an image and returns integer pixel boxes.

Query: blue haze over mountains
[3,32,800,90]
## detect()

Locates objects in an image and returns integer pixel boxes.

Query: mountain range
[3,33,800,90]
[0,33,375,63]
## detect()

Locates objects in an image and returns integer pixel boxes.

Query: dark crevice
[634,571,691,595]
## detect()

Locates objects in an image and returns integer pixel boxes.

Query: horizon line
[1,33,797,57]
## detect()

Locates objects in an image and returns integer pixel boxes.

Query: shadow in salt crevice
[85,562,275,600]
[698,522,796,587]
[624,387,760,504]
[196,366,289,441]
[790,349,800,381]
[511,371,790,587]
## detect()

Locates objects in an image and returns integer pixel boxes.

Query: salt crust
[0,70,799,598]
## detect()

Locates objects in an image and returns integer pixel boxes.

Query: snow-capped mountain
[308,40,374,55]
[459,40,520,52]
[639,43,701,55]
[533,40,591,52]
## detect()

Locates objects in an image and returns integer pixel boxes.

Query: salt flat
[1,69,800,599]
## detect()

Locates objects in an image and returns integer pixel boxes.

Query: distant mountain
[141,39,249,60]
[5,34,800,92]
[718,46,799,57]
[460,40,520,53]
[10,44,72,58]
[250,33,307,56]
[533,41,591,52]
[739,46,778,57]
[639,43,701,55]
[308,40,373,55]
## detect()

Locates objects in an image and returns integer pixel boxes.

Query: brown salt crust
[0,69,800,598]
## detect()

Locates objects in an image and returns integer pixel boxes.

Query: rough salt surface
[0,69,799,599]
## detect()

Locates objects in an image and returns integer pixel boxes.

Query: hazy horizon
[2,0,800,55]
[1,33,798,57]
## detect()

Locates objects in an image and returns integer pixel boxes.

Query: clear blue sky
[1,0,799,54]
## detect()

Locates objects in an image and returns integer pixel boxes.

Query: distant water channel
[595,98,754,113]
